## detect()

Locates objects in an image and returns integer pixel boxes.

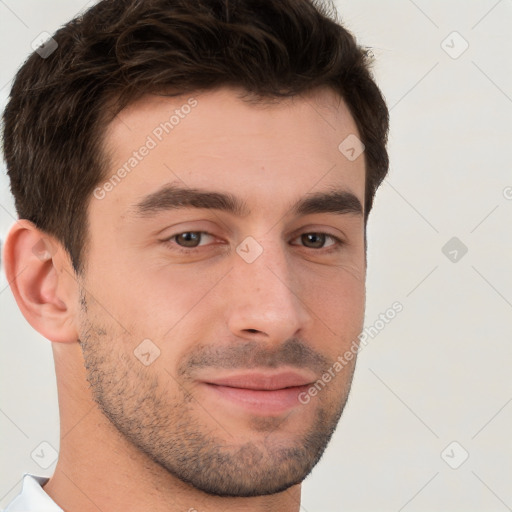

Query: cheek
[303,263,365,324]
[103,261,230,341]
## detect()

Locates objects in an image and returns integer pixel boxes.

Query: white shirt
[2,474,62,511]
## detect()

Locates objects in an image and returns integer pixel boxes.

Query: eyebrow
[129,183,363,219]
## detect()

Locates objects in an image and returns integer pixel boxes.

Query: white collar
[3,474,63,511]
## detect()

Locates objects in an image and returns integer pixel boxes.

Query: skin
[4,86,366,512]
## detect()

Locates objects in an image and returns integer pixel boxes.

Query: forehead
[96,87,365,220]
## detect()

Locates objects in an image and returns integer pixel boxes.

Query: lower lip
[203,383,311,415]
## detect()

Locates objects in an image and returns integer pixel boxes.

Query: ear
[3,219,79,344]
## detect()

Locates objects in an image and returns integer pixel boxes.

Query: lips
[204,371,315,391]
[200,370,316,415]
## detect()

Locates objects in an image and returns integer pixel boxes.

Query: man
[2,0,388,510]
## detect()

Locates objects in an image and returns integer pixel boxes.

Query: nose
[225,240,313,343]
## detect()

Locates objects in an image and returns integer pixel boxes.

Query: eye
[161,230,344,254]
[164,231,216,250]
[291,233,343,251]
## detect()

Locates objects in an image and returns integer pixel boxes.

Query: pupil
[303,233,324,248]
[177,232,200,247]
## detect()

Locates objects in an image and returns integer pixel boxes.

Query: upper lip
[203,370,315,391]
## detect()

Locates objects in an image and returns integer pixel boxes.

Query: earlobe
[3,219,79,344]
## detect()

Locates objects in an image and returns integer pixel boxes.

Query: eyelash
[161,231,345,254]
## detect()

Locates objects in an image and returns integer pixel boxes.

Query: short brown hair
[2,0,389,275]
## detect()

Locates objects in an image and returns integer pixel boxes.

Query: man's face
[78,87,366,496]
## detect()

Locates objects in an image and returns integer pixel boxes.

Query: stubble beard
[78,299,355,497]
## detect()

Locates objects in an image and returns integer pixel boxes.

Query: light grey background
[1,1,511,511]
